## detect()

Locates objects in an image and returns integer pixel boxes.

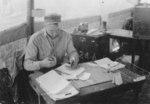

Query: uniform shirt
[24,29,77,71]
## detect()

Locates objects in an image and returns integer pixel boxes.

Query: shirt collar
[43,28,62,39]
[43,28,47,37]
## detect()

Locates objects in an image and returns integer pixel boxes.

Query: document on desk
[78,72,91,81]
[86,62,99,67]
[86,29,104,36]
[36,70,79,101]
[55,63,85,76]
[41,83,79,101]
[94,57,119,69]
[71,67,113,89]
[36,70,70,94]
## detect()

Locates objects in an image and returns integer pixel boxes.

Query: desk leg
[138,40,145,69]
[38,94,41,104]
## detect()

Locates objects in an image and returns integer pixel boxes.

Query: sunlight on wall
[34,0,134,20]
[0,0,134,31]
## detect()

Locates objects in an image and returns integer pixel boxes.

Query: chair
[11,49,40,104]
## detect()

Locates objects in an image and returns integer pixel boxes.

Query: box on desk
[71,33,109,63]
[118,61,149,83]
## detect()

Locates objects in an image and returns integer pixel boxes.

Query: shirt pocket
[56,46,66,60]
[38,46,51,60]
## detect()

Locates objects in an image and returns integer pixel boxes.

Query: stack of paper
[110,63,125,71]
[94,58,125,71]
[86,29,104,36]
[94,58,119,69]
[55,64,85,80]
[36,70,79,101]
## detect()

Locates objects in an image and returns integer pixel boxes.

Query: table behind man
[24,13,79,103]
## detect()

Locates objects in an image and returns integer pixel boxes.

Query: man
[24,14,79,100]
[24,13,79,72]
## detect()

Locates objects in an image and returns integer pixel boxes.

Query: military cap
[44,13,61,25]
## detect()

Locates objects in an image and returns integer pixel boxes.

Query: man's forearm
[24,60,41,71]
[69,50,78,57]
[70,51,79,58]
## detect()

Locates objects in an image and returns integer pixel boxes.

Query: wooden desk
[33,62,146,104]
[108,29,138,64]
[108,29,135,40]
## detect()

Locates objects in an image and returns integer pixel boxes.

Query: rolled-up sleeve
[24,37,41,71]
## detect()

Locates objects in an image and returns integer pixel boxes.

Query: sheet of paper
[112,72,123,85]
[86,29,98,35]
[36,70,70,95]
[39,83,79,101]
[87,63,99,67]
[56,83,77,94]
[71,67,113,89]
[110,63,125,71]
[79,72,91,81]
[94,57,119,69]
[55,63,85,76]
[47,85,79,101]
[61,74,78,80]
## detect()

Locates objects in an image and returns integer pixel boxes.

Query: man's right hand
[39,56,57,68]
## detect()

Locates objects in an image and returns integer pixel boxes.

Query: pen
[65,93,71,96]
[56,70,71,75]
[70,57,75,68]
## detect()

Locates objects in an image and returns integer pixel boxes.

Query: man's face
[45,23,60,38]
